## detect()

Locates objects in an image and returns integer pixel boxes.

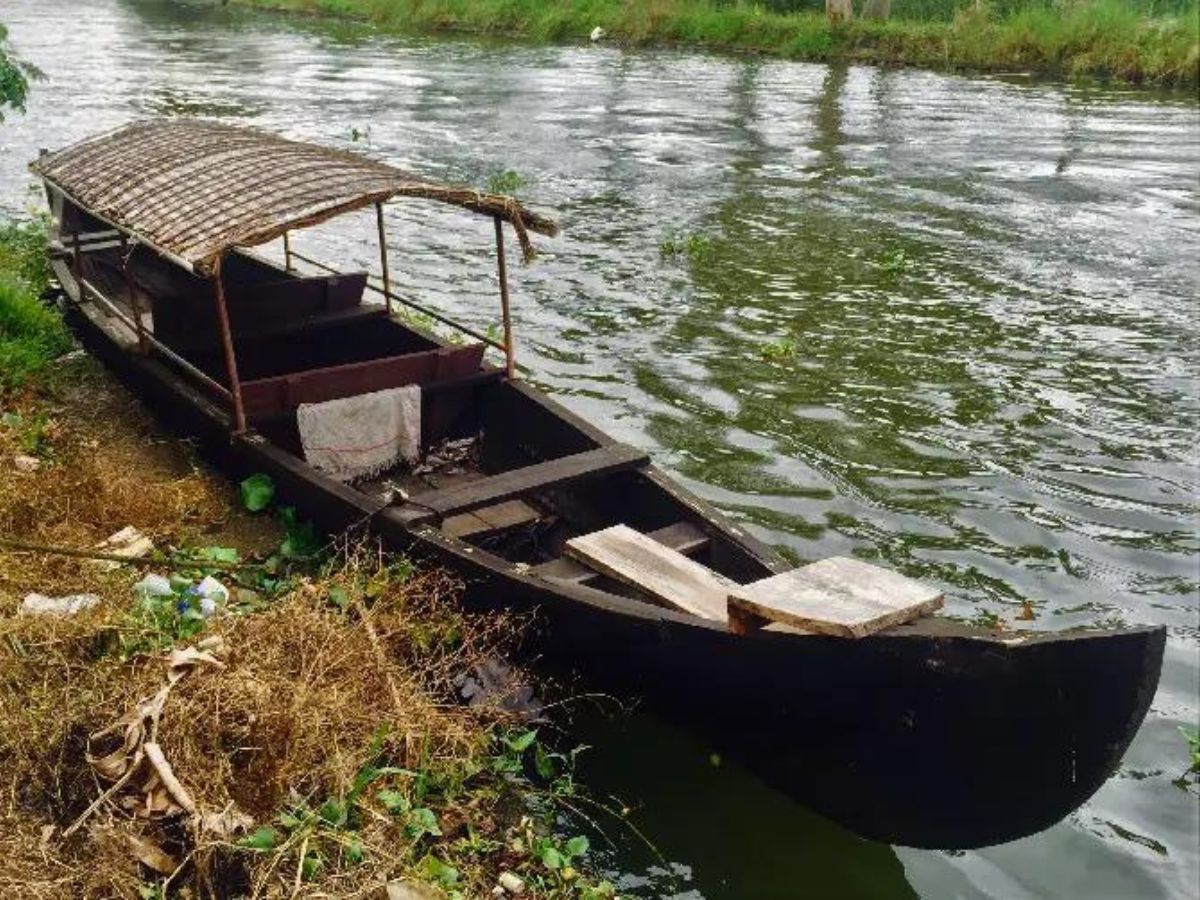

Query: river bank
[235,0,1200,86]
[0,221,615,898]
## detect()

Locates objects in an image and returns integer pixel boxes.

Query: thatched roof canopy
[30,120,558,272]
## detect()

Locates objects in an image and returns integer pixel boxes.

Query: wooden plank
[534,521,710,585]
[728,557,943,639]
[402,444,648,521]
[564,524,733,621]
[442,499,540,539]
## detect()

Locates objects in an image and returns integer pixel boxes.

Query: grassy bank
[235,0,1199,86]
[0,223,618,897]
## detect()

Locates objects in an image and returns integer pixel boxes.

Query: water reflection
[2,1,1197,896]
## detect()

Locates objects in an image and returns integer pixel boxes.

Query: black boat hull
[63,299,1166,850]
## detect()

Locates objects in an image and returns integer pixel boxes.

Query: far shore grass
[235,0,1200,86]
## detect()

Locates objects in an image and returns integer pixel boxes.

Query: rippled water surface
[3,2,1198,897]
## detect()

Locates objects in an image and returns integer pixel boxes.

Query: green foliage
[659,230,714,262]
[0,409,54,456]
[118,585,209,657]
[0,22,40,122]
[761,336,797,360]
[279,505,322,559]
[0,219,52,291]
[230,719,620,898]
[486,169,528,195]
[0,218,71,391]
[1182,727,1200,773]
[239,472,276,512]
[238,0,1200,85]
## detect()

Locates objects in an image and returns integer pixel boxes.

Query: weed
[761,336,798,360]
[487,169,528,195]
[1182,727,1200,773]
[660,230,714,262]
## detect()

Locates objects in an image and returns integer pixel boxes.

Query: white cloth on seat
[296,385,421,482]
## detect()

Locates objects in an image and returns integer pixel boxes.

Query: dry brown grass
[0,355,278,609]
[0,362,553,899]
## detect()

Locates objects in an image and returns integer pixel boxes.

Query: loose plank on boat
[565,524,734,621]
[728,557,943,638]
[535,521,711,585]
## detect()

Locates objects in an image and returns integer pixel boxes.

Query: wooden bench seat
[399,443,649,524]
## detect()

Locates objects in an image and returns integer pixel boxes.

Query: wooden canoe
[32,131,1164,848]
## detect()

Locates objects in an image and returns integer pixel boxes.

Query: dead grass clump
[0,358,277,609]
[162,566,504,820]
[0,542,545,898]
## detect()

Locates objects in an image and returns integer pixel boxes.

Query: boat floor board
[564,524,734,621]
[399,443,649,522]
[728,557,944,639]
[534,521,710,585]
[442,499,541,539]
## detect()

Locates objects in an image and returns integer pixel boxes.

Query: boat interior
[55,200,787,621]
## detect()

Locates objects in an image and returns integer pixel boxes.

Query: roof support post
[493,215,515,379]
[69,228,82,297]
[211,255,247,434]
[283,231,292,272]
[120,234,149,354]
[375,201,393,316]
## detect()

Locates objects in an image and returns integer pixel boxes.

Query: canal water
[2,1,1197,897]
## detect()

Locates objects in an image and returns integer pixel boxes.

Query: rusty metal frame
[376,201,393,316]
[210,255,247,434]
[494,215,516,378]
[76,276,231,402]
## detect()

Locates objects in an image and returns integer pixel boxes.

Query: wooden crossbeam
[399,443,648,523]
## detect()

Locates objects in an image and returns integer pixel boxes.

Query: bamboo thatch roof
[30,120,558,271]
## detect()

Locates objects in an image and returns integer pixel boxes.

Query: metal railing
[286,249,507,354]
[77,276,232,402]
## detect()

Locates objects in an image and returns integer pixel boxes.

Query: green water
[2,1,1196,896]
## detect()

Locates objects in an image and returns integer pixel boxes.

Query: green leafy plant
[279,505,321,559]
[486,169,528,195]
[239,472,276,512]
[659,230,713,262]
[1182,727,1200,773]
[761,336,797,360]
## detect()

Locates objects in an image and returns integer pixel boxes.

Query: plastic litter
[133,573,174,600]
[20,593,101,616]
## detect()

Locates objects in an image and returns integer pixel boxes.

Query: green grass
[235,0,1200,85]
[0,219,72,391]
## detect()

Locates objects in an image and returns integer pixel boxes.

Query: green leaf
[534,742,557,780]
[319,798,347,828]
[280,512,320,559]
[195,546,239,564]
[565,835,589,858]
[505,729,538,753]
[539,846,564,870]
[238,826,279,851]
[345,837,365,865]
[417,854,459,887]
[239,473,276,512]
[404,806,441,839]
[277,810,305,831]
[377,789,408,815]
[327,586,349,610]
[301,850,323,881]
